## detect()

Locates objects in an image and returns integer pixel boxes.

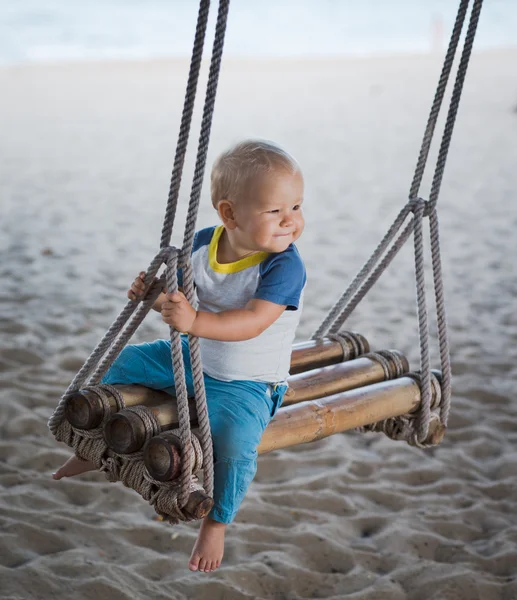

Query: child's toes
[198,558,208,572]
[188,553,201,571]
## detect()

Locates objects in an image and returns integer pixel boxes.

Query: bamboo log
[144,373,443,481]
[103,402,197,454]
[258,375,442,454]
[289,333,369,375]
[102,348,403,455]
[284,350,408,405]
[65,334,369,430]
[64,385,171,430]
[182,490,214,520]
[145,432,183,482]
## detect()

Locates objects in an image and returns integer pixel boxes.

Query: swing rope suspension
[49,0,231,511]
[48,0,484,518]
[314,0,484,446]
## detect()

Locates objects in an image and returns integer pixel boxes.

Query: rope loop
[406,370,443,412]
[407,197,432,218]
[163,246,180,269]
[328,331,369,361]
[124,405,161,444]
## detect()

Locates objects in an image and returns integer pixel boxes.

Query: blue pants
[102,336,286,524]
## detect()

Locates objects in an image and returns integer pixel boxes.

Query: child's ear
[217,199,237,229]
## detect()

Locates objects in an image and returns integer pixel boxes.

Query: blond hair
[210,139,300,208]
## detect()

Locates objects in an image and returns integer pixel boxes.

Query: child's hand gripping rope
[161,292,197,334]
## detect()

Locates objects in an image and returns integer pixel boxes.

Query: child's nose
[280,214,293,226]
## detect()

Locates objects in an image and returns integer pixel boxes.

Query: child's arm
[161,292,285,341]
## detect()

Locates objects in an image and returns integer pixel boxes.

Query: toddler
[53,139,306,572]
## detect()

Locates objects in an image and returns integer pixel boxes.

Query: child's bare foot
[188,516,226,572]
[52,455,96,480]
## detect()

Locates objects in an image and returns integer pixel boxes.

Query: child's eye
[293,205,300,211]
[268,209,280,214]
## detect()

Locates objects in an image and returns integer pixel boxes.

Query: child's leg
[53,337,194,479]
[189,379,286,572]
[102,337,194,395]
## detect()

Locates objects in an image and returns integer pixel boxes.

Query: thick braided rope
[408,0,470,199]
[425,0,484,428]
[72,250,165,389]
[48,256,166,435]
[160,1,226,503]
[165,251,193,508]
[314,0,472,340]
[145,471,205,523]
[328,208,417,332]
[161,428,204,475]
[160,0,211,249]
[184,265,214,497]
[181,0,230,259]
[313,202,415,339]
[104,456,196,523]
[429,208,452,425]
[427,0,483,210]
[328,331,365,361]
[153,0,219,506]
[96,384,126,413]
[359,372,443,448]
[172,0,230,501]
[88,275,166,385]
[375,349,408,378]
[412,200,432,442]
[413,0,483,441]
[48,299,139,435]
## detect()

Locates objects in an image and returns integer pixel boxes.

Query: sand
[1,49,517,599]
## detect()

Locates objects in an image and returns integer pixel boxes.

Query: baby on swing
[53,139,306,572]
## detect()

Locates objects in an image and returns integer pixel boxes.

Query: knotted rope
[313,0,484,445]
[49,0,230,513]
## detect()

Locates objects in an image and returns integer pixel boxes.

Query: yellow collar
[209,226,269,274]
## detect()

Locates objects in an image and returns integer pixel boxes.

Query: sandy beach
[1,49,517,599]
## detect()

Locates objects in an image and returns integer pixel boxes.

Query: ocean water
[0,0,515,65]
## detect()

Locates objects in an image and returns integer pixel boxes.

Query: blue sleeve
[255,245,306,310]
[178,227,215,288]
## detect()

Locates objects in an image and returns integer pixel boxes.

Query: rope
[314,0,484,443]
[89,276,166,385]
[161,0,229,505]
[328,331,369,361]
[426,0,484,428]
[358,371,443,448]
[160,0,211,249]
[48,258,166,435]
[408,0,471,199]
[177,0,231,498]
[164,251,193,508]
[161,429,204,476]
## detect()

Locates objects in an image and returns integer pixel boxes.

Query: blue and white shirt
[182,225,306,383]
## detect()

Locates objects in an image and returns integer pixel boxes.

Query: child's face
[233,169,305,253]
